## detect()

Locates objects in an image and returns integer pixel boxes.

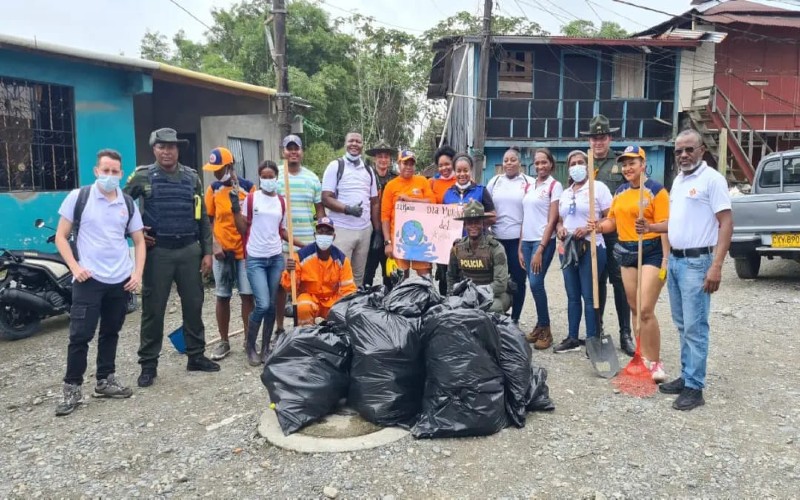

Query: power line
[584,0,604,26]
[167,0,214,32]
[317,0,426,33]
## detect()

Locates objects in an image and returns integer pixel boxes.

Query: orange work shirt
[430,177,457,204]
[608,178,669,242]
[381,175,436,236]
[280,244,357,309]
[205,180,256,260]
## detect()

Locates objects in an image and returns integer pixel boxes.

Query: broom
[613,171,657,397]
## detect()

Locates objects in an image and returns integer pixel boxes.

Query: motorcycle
[0,219,137,341]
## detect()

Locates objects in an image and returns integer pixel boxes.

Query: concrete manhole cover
[258,406,409,453]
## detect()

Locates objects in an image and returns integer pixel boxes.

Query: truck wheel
[734,254,761,279]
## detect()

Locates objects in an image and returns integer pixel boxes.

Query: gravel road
[1,259,799,499]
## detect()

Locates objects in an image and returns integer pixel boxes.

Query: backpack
[335,157,375,198]
[70,185,136,259]
[243,190,286,256]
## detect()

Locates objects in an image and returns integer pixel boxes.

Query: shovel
[585,150,620,379]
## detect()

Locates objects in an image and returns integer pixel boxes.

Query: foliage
[560,20,629,39]
[302,142,338,178]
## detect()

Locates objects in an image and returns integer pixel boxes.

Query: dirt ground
[1,259,799,499]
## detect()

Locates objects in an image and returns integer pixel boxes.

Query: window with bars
[498,50,533,98]
[227,137,261,180]
[0,76,77,192]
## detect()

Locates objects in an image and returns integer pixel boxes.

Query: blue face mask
[569,165,588,183]
[260,178,277,193]
[96,175,120,193]
[345,152,361,163]
[315,234,334,251]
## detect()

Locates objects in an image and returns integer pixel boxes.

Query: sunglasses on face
[674,146,700,156]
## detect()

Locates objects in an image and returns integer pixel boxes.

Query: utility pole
[270,0,291,146]
[472,0,492,182]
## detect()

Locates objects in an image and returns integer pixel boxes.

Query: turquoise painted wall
[0,49,146,251]
[481,144,668,187]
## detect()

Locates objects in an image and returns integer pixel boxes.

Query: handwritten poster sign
[392,202,464,264]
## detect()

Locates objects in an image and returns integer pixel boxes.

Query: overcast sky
[0,0,706,58]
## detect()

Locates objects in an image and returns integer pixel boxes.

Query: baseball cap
[617,145,646,163]
[281,134,303,148]
[398,149,416,162]
[202,147,235,171]
[316,216,335,231]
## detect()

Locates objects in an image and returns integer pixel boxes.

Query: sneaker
[55,383,83,416]
[553,337,582,353]
[673,388,705,411]
[525,326,542,343]
[187,355,221,372]
[649,361,667,383]
[210,341,231,361]
[659,377,685,395]
[95,374,133,398]
[137,369,157,388]
[533,326,553,350]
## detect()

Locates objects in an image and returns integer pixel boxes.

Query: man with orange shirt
[381,150,436,277]
[203,147,256,360]
[281,217,357,325]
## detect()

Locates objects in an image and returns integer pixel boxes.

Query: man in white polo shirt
[656,129,733,411]
[53,149,147,416]
[321,132,380,287]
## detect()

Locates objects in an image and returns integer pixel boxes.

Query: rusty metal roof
[703,0,795,15]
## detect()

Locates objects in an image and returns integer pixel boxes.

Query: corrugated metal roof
[0,33,277,98]
[459,34,701,47]
[654,28,728,43]
[703,0,796,15]
[702,12,800,28]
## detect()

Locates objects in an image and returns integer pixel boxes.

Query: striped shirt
[277,166,322,251]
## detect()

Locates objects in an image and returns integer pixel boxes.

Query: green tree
[561,20,629,38]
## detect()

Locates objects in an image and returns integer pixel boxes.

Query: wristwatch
[384,240,392,246]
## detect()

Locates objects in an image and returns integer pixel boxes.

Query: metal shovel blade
[586,331,620,379]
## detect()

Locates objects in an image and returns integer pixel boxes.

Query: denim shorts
[615,239,663,268]
[212,258,253,297]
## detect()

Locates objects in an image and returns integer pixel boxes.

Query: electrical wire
[167,0,215,31]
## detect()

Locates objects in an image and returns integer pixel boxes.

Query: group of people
[52,113,732,417]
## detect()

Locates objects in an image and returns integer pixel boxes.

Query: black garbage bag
[346,303,423,427]
[412,309,507,438]
[327,285,385,329]
[261,324,351,435]
[444,280,494,311]
[492,315,555,425]
[383,276,442,317]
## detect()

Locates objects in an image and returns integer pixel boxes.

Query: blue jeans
[246,254,285,327]
[667,254,712,390]
[521,239,556,327]
[560,245,606,339]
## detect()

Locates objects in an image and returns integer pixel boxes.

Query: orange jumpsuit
[280,243,357,325]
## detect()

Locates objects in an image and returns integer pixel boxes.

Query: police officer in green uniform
[447,200,512,313]
[124,128,219,387]
[580,115,635,356]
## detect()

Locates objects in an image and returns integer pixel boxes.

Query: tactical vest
[454,237,494,286]
[442,184,486,206]
[141,164,198,238]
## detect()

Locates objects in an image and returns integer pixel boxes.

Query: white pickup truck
[729,150,800,279]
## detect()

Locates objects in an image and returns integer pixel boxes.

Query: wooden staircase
[688,85,772,184]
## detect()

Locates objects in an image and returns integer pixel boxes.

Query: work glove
[284,303,295,318]
[229,189,241,214]
[370,230,384,251]
[344,201,363,218]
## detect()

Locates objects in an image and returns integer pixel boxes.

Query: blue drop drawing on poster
[396,220,437,262]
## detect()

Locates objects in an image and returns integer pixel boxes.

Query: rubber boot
[620,330,636,357]
[260,317,275,364]
[245,319,261,367]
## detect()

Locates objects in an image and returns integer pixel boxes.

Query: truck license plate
[772,233,800,248]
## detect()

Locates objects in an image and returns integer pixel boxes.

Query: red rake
[613,336,657,397]
[612,171,657,398]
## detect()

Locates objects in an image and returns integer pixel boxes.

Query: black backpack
[335,157,375,197]
[70,185,136,259]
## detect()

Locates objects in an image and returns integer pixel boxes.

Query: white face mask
[260,178,277,193]
[315,234,334,250]
[456,181,471,190]
[569,165,588,183]
[220,171,232,183]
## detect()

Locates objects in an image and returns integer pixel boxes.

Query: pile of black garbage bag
[261,277,554,437]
